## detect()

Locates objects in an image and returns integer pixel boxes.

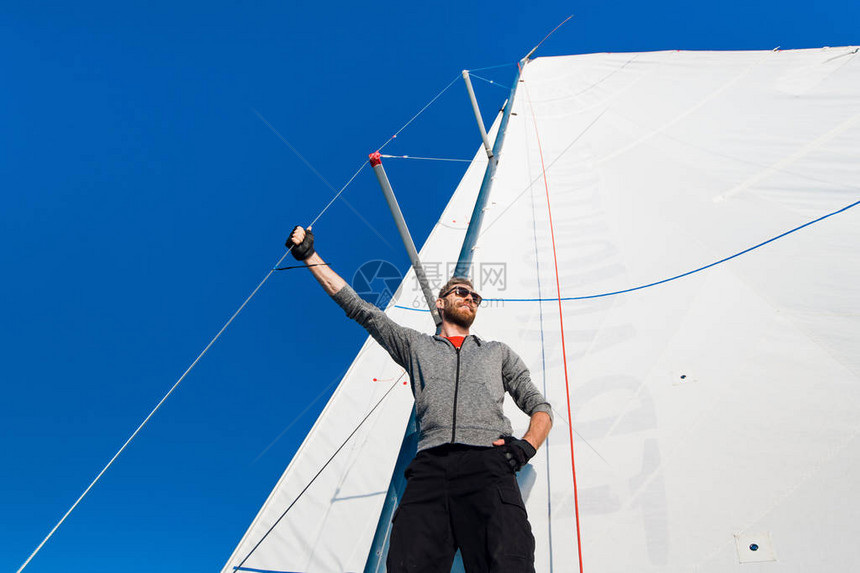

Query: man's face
[438,284,480,329]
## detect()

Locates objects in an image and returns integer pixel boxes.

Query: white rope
[469,74,510,90]
[307,161,368,227]
[376,74,461,151]
[16,249,291,573]
[17,69,463,573]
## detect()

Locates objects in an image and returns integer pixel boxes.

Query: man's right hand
[287,226,315,261]
[493,436,537,472]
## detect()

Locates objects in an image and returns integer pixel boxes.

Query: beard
[443,302,476,329]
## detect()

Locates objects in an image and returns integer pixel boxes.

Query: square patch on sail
[735,531,777,563]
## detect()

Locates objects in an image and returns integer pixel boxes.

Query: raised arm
[288,226,345,295]
[287,225,418,367]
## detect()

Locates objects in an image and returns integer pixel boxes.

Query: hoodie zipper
[450,338,464,443]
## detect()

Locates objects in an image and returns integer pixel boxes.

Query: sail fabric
[476,47,860,572]
[224,47,860,572]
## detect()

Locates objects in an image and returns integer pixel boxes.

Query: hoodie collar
[434,334,483,346]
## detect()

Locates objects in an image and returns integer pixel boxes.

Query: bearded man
[288,226,552,573]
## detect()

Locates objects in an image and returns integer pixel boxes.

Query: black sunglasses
[442,286,482,305]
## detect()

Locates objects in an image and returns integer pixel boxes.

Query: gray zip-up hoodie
[333,285,552,452]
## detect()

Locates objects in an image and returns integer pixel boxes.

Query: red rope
[521,64,585,573]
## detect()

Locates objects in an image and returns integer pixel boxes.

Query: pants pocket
[497,482,527,513]
[484,481,534,572]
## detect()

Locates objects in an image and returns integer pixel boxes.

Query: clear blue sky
[2,2,856,571]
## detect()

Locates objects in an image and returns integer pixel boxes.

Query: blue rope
[234,568,302,573]
[470,74,511,90]
[469,62,517,72]
[394,304,433,312]
[394,198,859,310]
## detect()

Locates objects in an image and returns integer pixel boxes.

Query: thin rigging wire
[233,374,405,571]
[380,154,471,163]
[17,69,463,572]
[524,14,574,61]
[306,162,368,229]
[469,62,517,72]
[15,250,294,573]
[375,74,461,152]
[275,262,331,271]
[469,74,511,90]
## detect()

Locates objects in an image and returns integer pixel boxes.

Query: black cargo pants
[386,444,535,573]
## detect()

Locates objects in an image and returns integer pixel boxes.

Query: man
[288,226,552,573]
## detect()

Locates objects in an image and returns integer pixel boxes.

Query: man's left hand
[493,436,536,472]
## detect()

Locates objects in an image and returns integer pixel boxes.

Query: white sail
[224,47,860,572]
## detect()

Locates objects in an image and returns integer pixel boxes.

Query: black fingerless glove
[287,226,315,261]
[499,435,536,472]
